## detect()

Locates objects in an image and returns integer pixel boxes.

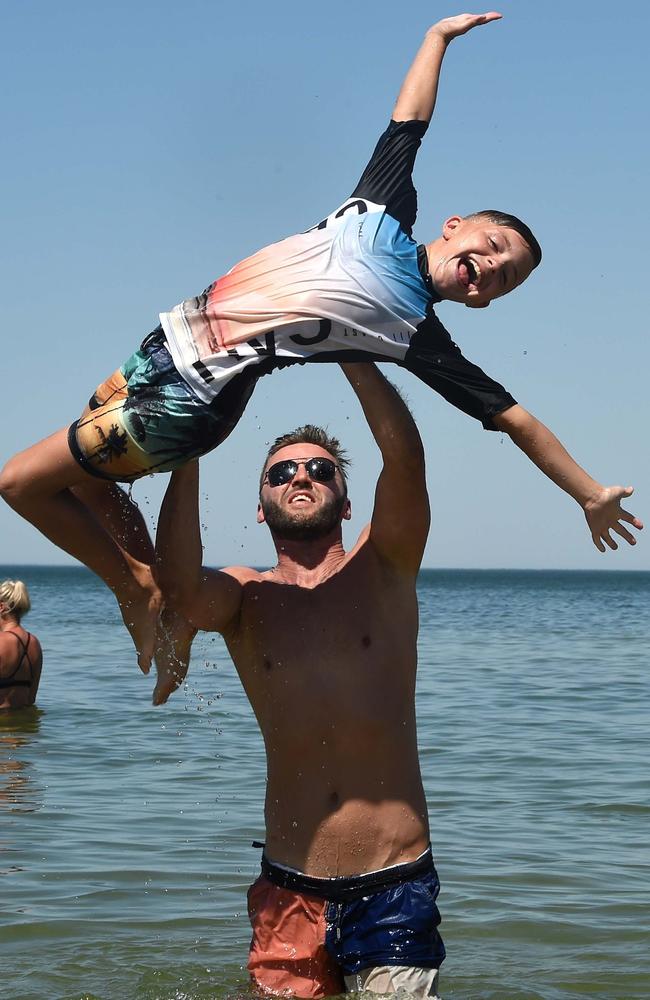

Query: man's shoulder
[347,529,423,578]
[218,565,266,586]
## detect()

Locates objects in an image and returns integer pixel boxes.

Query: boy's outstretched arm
[393,11,502,123]
[493,405,643,552]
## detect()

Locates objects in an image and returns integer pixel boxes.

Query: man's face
[257,444,351,541]
[429,217,536,308]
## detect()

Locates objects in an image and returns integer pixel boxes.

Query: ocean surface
[0,566,648,1000]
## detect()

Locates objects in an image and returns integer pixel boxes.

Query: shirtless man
[155,362,442,997]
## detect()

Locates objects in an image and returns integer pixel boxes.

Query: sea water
[0,567,648,1000]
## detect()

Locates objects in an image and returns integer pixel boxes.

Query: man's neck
[271,533,347,587]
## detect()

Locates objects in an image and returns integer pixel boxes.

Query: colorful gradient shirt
[160,120,516,430]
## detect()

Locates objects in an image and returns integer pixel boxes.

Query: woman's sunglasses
[263,457,339,488]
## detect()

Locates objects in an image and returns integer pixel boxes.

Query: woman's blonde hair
[0,580,31,621]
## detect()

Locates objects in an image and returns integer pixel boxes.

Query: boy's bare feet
[118,584,162,673]
[152,608,197,705]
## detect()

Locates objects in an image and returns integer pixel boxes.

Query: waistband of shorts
[137,326,216,406]
[260,846,434,903]
[140,325,168,353]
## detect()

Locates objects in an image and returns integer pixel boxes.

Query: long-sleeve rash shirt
[160,119,517,430]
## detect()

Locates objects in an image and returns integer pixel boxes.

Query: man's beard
[261,494,347,542]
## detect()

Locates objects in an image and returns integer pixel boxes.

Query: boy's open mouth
[458,256,481,289]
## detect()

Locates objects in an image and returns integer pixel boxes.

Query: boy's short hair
[465,210,542,269]
[260,425,350,493]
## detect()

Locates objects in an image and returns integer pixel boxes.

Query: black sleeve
[403,315,517,430]
[350,119,428,236]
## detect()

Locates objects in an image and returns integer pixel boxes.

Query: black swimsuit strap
[0,630,35,688]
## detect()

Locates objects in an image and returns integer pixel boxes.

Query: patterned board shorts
[68,329,255,483]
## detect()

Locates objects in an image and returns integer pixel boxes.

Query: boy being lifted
[0,12,641,692]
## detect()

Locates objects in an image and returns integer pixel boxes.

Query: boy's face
[428,216,536,308]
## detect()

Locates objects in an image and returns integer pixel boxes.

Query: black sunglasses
[264,456,339,488]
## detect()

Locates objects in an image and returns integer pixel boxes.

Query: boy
[0,12,642,693]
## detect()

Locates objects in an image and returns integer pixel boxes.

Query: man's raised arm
[341,362,430,573]
[393,11,502,123]
[155,461,244,633]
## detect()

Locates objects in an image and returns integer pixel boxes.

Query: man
[155,362,443,997]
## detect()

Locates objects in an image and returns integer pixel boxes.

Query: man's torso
[223,539,430,877]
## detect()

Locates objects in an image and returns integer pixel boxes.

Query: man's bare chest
[227,558,416,684]
[241,574,378,655]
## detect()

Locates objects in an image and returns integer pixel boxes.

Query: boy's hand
[393,10,502,122]
[583,486,643,552]
[429,11,503,44]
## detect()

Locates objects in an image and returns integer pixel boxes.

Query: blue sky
[2,0,649,569]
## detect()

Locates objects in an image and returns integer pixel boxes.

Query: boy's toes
[137,649,152,675]
[152,667,186,706]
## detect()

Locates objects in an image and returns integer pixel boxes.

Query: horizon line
[1,563,649,574]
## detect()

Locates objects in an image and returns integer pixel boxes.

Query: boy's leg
[71,477,156,576]
[1,330,226,688]
[0,427,160,670]
[71,478,198,704]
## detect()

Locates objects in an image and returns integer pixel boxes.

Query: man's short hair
[260,425,350,493]
[465,210,542,268]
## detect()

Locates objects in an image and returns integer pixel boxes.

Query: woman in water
[0,580,43,709]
